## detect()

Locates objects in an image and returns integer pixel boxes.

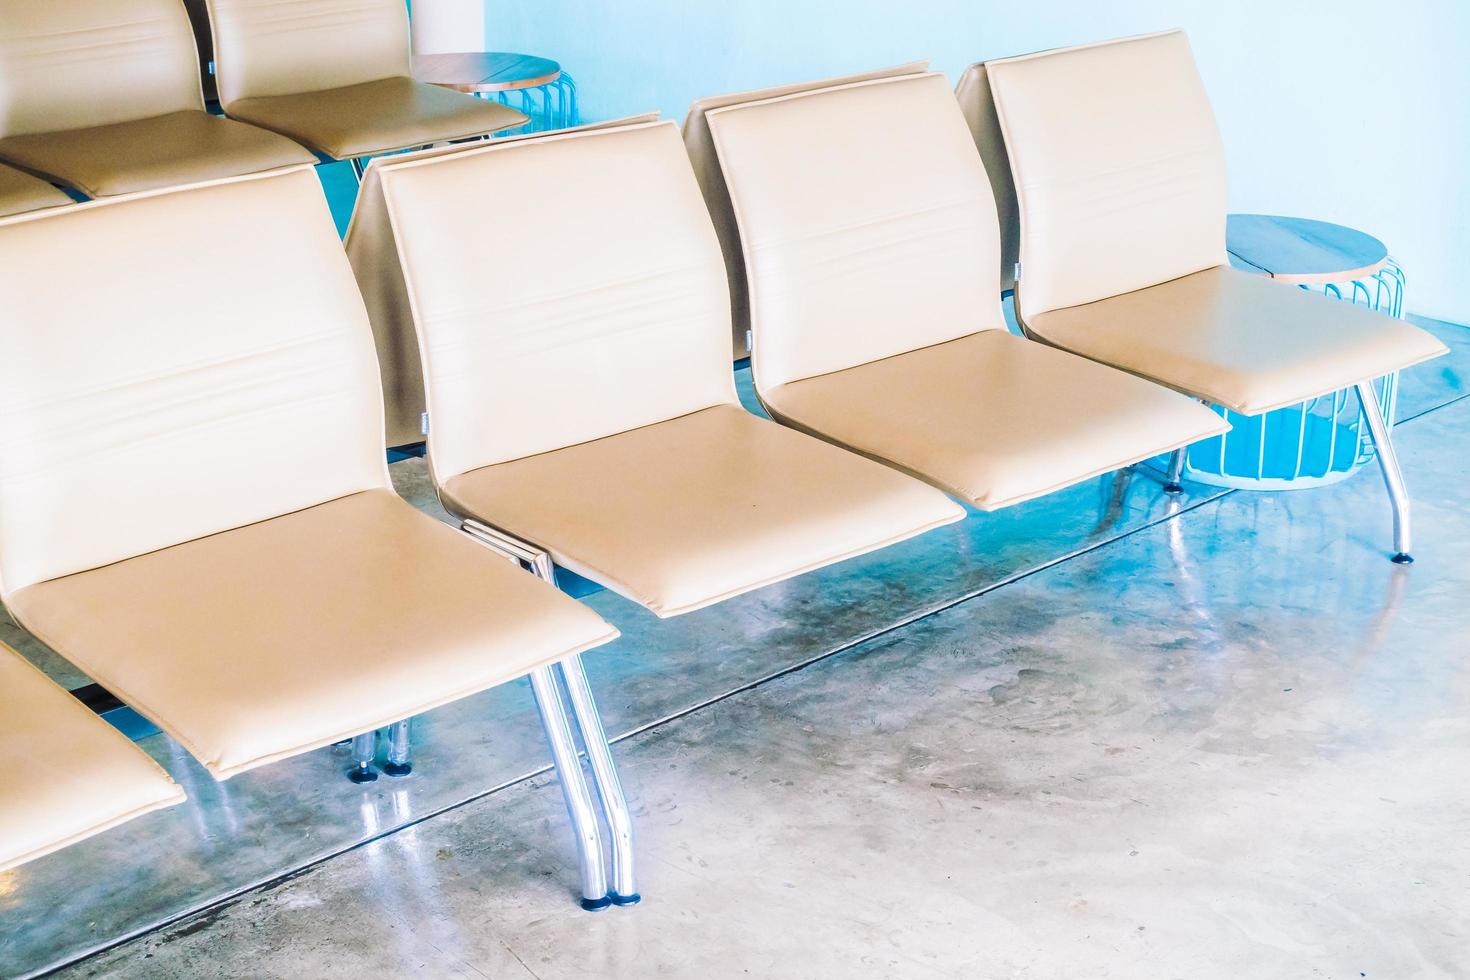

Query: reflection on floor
[2,317,1466,979]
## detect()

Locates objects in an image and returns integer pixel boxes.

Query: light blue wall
[481,0,1470,324]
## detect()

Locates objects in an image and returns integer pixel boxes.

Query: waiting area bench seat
[0,645,184,872]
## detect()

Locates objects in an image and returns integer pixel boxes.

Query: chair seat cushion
[0,110,316,199]
[440,404,965,618]
[763,330,1229,511]
[0,164,70,218]
[0,645,183,872]
[5,490,618,780]
[226,76,529,159]
[1025,265,1450,415]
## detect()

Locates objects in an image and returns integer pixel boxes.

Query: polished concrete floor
[4,317,1467,978]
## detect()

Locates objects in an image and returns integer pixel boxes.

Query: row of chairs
[0,32,1445,914]
[0,0,524,205]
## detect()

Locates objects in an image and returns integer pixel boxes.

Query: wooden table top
[412,51,562,93]
[1226,213,1389,286]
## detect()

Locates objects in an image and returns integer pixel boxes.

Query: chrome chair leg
[458,519,640,907]
[556,654,639,905]
[348,730,378,783]
[348,156,367,182]
[1163,447,1186,494]
[529,664,612,911]
[383,718,412,777]
[1356,380,1414,563]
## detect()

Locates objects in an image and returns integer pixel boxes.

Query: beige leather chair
[0,0,315,198]
[0,163,70,218]
[954,61,1021,294]
[682,63,929,359]
[206,0,528,171]
[0,643,184,872]
[346,114,661,449]
[704,72,1228,512]
[375,118,964,623]
[986,30,1449,561]
[0,167,629,909]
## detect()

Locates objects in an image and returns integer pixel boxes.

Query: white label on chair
[745,330,753,352]
[421,412,430,436]
[1014,262,1022,282]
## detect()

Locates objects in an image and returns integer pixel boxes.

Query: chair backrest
[706,72,1003,392]
[682,62,928,360]
[206,0,411,108]
[954,62,1020,293]
[986,30,1228,322]
[0,0,203,139]
[0,168,389,594]
[377,121,736,484]
[346,113,661,449]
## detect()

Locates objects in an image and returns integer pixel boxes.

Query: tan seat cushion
[0,110,315,198]
[440,404,965,618]
[763,331,1229,511]
[0,164,69,217]
[6,490,618,780]
[226,77,528,159]
[1026,266,1451,415]
[0,645,183,872]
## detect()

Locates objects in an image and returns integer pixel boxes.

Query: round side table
[1179,214,1408,491]
[413,52,578,133]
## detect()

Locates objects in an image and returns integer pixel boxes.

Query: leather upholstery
[0,169,618,779]
[0,167,386,594]
[985,31,1229,320]
[0,643,183,872]
[987,31,1448,412]
[954,62,1019,293]
[707,72,1228,509]
[7,490,619,779]
[381,122,739,480]
[0,0,312,197]
[207,0,412,106]
[442,405,963,617]
[0,110,315,198]
[764,331,1226,510]
[1026,266,1450,415]
[345,114,660,447]
[707,74,1002,389]
[207,0,526,158]
[379,121,963,615]
[223,76,528,160]
[681,63,929,359]
[0,163,69,218]
[0,0,203,137]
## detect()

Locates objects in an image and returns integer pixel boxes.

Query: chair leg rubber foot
[382,761,412,777]
[579,895,613,912]
[1163,483,1184,495]
[348,767,378,784]
[1391,552,1414,564]
[610,891,642,907]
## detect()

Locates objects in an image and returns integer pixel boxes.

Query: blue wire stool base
[481,71,579,134]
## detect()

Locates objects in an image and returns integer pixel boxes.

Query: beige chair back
[0,168,389,594]
[206,0,411,108]
[377,121,736,483]
[346,114,661,448]
[682,62,928,359]
[706,72,1003,392]
[954,62,1020,293]
[986,30,1228,322]
[0,0,203,138]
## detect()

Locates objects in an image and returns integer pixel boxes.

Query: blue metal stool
[413,51,578,133]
